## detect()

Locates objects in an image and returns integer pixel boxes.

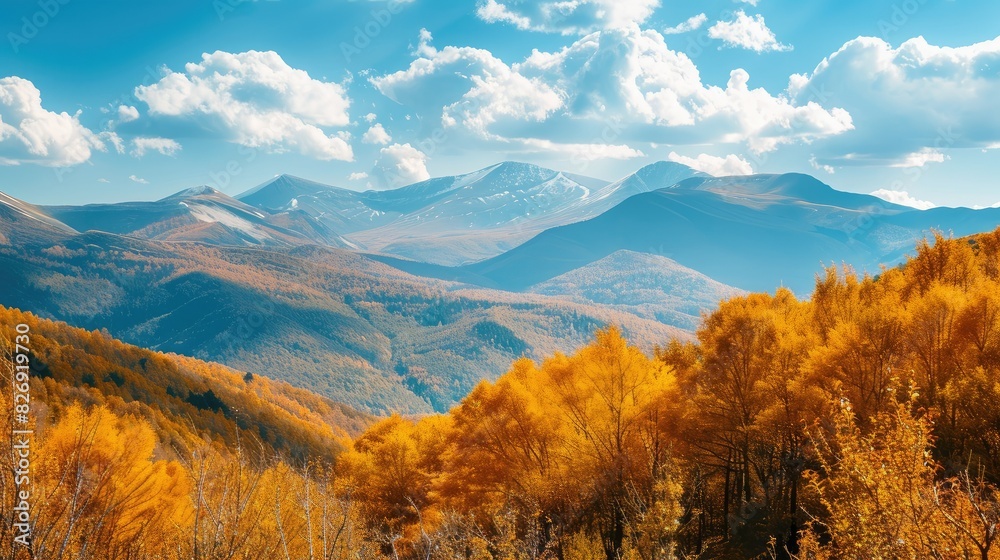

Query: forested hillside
[0,306,370,459]
[0,228,682,414]
[341,227,1000,559]
[6,229,1000,559]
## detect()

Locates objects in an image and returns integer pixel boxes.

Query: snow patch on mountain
[187,203,271,241]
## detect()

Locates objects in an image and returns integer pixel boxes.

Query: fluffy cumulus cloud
[664,13,707,35]
[0,76,105,166]
[476,0,660,34]
[131,137,182,157]
[708,11,791,53]
[373,28,852,160]
[362,123,392,145]
[667,151,754,176]
[135,50,353,161]
[348,171,368,181]
[870,189,936,210]
[370,143,429,189]
[794,36,1000,169]
[129,174,148,184]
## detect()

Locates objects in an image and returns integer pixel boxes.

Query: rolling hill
[34,162,704,266]
[0,191,77,245]
[11,161,999,415]
[0,192,685,414]
[528,250,745,330]
[385,171,1000,295]
[43,185,359,248]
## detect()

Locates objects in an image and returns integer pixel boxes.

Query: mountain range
[374,170,1000,295]
[0,200,683,413]
[221,161,706,265]
[3,159,999,413]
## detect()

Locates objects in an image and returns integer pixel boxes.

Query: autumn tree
[796,396,1000,560]
[29,404,193,559]
[438,357,565,556]
[804,269,907,426]
[675,289,819,556]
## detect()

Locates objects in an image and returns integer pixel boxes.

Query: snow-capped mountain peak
[159,185,223,200]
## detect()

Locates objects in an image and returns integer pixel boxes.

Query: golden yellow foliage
[8,229,1000,559]
[29,404,193,559]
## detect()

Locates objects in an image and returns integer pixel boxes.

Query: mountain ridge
[0,213,687,413]
[371,170,1000,296]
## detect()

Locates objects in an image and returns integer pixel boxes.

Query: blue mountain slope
[380,172,1000,295]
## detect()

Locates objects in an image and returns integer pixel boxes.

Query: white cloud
[663,13,707,35]
[892,148,947,168]
[362,123,392,145]
[667,151,754,176]
[708,11,792,53]
[737,0,760,5]
[477,0,531,30]
[136,50,353,161]
[809,155,835,174]
[817,149,947,169]
[475,0,660,34]
[370,143,429,189]
[129,174,149,184]
[0,76,105,166]
[117,105,139,123]
[97,178,110,183]
[792,36,1000,167]
[520,138,644,160]
[870,189,936,210]
[375,30,566,148]
[363,112,377,123]
[374,28,851,159]
[99,131,125,154]
[348,171,368,181]
[131,137,182,157]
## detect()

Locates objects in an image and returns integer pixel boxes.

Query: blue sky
[1,0,998,208]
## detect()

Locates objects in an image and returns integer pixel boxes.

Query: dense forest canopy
[5,228,1000,558]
